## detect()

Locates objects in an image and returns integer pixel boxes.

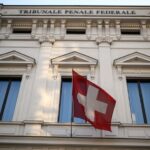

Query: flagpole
[71,70,75,138]
[70,95,74,138]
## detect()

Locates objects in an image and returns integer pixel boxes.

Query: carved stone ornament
[96,36,113,45]
[114,52,150,78]
[51,51,98,79]
[0,51,36,77]
[38,36,55,44]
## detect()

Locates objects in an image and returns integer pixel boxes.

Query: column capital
[141,20,146,25]
[104,20,110,25]
[96,37,112,46]
[115,20,120,25]
[7,19,12,24]
[50,19,55,24]
[86,19,92,25]
[43,19,49,24]
[38,36,55,45]
[61,19,66,24]
[32,19,38,24]
[97,20,103,25]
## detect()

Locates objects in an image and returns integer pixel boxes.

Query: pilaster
[50,19,55,37]
[60,19,66,39]
[141,20,148,40]
[5,19,12,38]
[31,19,37,38]
[104,20,110,38]
[42,19,48,38]
[96,39,114,97]
[115,20,121,40]
[28,37,55,121]
[0,19,1,30]
[96,39,117,123]
[86,20,91,39]
[97,20,103,37]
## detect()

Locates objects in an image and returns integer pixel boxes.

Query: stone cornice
[0,136,150,148]
[1,5,150,19]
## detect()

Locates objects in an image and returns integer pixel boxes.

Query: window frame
[114,52,150,124]
[0,76,22,121]
[12,28,32,34]
[0,51,35,121]
[66,28,86,35]
[127,78,150,124]
[121,28,141,35]
[58,76,86,123]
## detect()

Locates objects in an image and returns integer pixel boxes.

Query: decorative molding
[96,36,113,45]
[67,22,86,27]
[13,23,32,28]
[86,20,92,39]
[50,19,55,36]
[114,52,150,67]
[141,20,148,40]
[121,23,140,28]
[51,51,98,79]
[60,19,66,39]
[5,19,12,38]
[31,19,37,38]
[0,51,36,69]
[38,36,55,44]
[115,20,121,40]
[0,135,150,148]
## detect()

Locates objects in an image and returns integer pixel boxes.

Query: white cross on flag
[72,70,116,131]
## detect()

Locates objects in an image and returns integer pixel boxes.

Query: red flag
[72,70,116,131]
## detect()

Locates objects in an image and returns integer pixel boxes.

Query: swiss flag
[72,70,116,131]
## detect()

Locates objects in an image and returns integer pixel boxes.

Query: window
[121,29,140,35]
[13,28,31,34]
[58,78,85,123]
[0,77,21,121]
[66,29,86,34]
[127,79,150,124]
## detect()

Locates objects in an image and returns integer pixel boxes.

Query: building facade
[0,4,150,149]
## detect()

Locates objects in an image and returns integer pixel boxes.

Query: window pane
[59,79,85,123]
[0,81,9,112]
[141,82,150,124]
[127,82,144,124]
[2,80,21,121]
[59,80,72,123]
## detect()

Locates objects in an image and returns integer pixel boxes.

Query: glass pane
[0,81,8,112]
[2,80,21,121]
[59,79,85,123]
[141,82,150,124]
[127,82,144,124]
[59,80,72,123]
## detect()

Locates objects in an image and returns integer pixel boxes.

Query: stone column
[96,38,114,97]
[31,19,37,38]
[97,20,103,37]
[60,19,66,39]
[104,20,110,39]
[86,20,91,39]
[50,19,55,37]
[29,37,55,121]
[0,19,1,30]
[141,20,148,40]
[115,20,121,40]
[5,19,12,38]
[42,19,48,38]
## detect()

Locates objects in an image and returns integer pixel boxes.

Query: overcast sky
[0,0,150,5]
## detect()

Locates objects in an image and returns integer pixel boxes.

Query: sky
[0,0,150,5]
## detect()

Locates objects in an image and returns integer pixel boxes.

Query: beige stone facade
[0,4,150,149]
